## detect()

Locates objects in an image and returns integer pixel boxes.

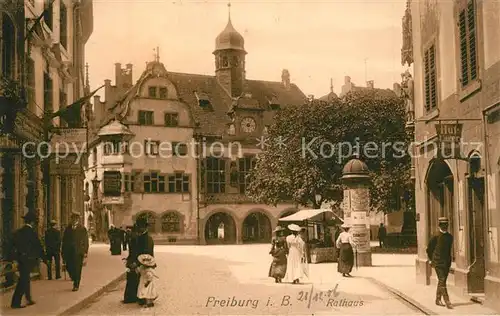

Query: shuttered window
[424,44,437,113]
[458,0,477,87]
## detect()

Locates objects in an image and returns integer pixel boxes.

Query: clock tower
[214,3,247,98]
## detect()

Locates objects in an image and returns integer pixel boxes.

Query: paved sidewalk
[353,253,498,315]
[0,243,126,316]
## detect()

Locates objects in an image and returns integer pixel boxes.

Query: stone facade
[409,0,500,311]
[1,0,93,287]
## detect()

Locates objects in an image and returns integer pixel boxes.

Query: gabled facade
[85,9,306,244]
[408,0,500,311]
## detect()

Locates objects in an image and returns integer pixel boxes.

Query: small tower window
[222,56,229,68]
[231,56,239,67]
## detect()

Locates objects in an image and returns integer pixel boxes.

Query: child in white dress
[136,254,158,307]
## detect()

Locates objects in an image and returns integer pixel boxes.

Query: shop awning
[279,209,344,222]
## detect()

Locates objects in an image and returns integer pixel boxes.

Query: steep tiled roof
[102,67,306,136]
[164,72,307,136]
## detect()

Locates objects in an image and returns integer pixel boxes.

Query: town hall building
[84,7,306,244]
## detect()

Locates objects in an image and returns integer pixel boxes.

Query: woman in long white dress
[283,224,307,284]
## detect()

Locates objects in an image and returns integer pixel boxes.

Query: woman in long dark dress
[268,226,288,283]
[123,218,154,304]
[335,223,355,277]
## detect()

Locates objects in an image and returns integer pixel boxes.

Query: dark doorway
[467,155,486,293]
[242,212,272,243]
[205,212,236,244]
[426,159,455,263]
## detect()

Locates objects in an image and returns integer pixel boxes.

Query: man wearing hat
[62,212,89,291]
[426,217,454,309]
[10,212,46,309]
[44,220,62,280]
[123,216,154,304]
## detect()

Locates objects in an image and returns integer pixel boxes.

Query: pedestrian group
[8,211,89,309]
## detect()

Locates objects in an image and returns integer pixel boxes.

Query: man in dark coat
[45,220,62,280]
[426,217,454,309]
[10,212,46,309]
[123,217,154,305]
[378,223,387,248]
[62,212,89,291]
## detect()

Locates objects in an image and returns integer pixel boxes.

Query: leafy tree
[247,88,412,213]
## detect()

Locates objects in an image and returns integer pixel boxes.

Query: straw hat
[438,217,449,224]
[341,223,350,229]
[273,226,284,233]
[288,224,302,232]
[49,220,57,226]
[137,254,156,267]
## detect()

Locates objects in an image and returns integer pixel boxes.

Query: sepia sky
[86,0,408,99]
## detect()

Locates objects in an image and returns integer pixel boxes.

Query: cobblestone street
[75,245,422,315]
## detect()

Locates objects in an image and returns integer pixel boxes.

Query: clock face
[241,117,256,133]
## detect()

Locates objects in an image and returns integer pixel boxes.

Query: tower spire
[156,46,160,62]
[227,2,231,22]
[330,78,333,93]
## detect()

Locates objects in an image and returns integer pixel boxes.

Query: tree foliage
[246,88,412,213]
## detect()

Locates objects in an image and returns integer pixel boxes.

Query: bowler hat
[22,212,37,223]
[438,217,449,223]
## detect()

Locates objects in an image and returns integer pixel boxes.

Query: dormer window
[194,91,211,108]
[148,86,156,98]
[268,95,280,110]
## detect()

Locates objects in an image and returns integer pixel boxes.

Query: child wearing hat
[136,254,158,307]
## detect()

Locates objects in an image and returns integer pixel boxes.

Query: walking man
[426,217,454,309]
[378,223,387,248]
[62,212,89,291]
[10,212,46,309]
[45,220,62,280]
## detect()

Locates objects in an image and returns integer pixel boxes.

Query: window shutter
[424,50,431,112]
[467,0,477,81]
[459,10,468,86]
[429,45,437,110]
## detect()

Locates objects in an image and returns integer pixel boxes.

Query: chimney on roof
[115,63,122,87]
[282,69,290,90]
[366,80,374,89]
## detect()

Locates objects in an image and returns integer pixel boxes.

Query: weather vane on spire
[153,46,160,62]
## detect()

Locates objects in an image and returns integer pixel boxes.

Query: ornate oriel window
[161,212,181,233]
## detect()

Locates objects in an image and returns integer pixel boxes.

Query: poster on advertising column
[350,211,370,253]
[350,188,370,212]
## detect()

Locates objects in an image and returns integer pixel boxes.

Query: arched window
[221,56,229,68]
[161,212,181,233]
[137,212,156,233]
[1,13,16,79]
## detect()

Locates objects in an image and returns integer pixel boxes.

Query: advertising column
[342,158,372,266]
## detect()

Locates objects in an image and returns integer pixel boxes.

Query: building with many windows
[1,0,93,287]
[407,0,500,310]
[85,10,306,244]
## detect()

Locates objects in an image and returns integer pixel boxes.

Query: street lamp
[91,173,101,239]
